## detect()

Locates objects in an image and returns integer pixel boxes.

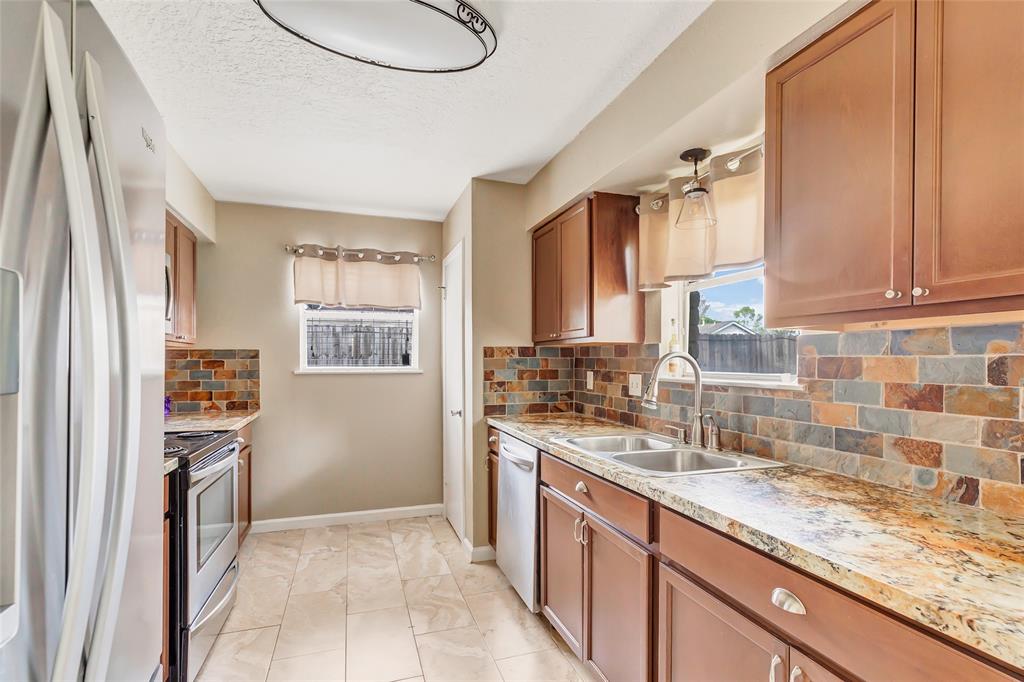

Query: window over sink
[673,264,799,386]
[297,304,420,374]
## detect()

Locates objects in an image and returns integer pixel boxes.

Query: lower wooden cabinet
[789,648,845,682]
[540,486,585,656]
[584,512,654,682]
[487,451,498,547]
[540,484,654,680]
[659,563,844,682]
[659,563,789,682]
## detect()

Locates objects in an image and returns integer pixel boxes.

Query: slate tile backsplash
[482,346,574,415]
[485,322,1024,517]
[166,349,260,413]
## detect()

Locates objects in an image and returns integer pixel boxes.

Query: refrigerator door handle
[81,53,142,682]
[35,6,113,680]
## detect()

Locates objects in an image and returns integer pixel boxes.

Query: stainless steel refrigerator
[1,0,165,679]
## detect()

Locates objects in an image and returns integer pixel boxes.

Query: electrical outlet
[628,373,643,397]
[586,371,594,391]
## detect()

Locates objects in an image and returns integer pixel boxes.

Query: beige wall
[469,179,531,546]
[441,180,532,547]
[166,145,217,241]
[198,202,443,521]
[522,0,847,229]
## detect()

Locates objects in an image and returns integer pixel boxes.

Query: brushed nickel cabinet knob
[884,289,902,300]
[912,286,929,296]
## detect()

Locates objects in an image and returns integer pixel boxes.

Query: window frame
[295,305,422,375]
[673,264,799,387]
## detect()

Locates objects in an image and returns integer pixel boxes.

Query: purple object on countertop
[164,395,172,416]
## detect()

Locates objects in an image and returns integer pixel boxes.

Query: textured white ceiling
[94,0,711,220]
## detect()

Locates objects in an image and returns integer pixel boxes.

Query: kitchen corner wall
[485,322,1024,518]
[444,179,533,549]
[197,202,443,522]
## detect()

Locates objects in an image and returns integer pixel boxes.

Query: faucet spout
[641,350,705,448]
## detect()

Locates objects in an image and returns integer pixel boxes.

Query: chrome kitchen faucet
[641,351,706,449]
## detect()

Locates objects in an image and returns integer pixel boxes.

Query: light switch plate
[628,373,642,397]
[586,371,594,391]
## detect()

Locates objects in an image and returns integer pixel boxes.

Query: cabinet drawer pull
[770,587,806,615]
[789,666,803,682]
[769,654,782,682]
[580,520,589,545]
[573,517,582,543]
[488,435,498,444]
[574,481,589,494]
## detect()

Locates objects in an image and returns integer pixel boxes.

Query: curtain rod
[284,243,436,263]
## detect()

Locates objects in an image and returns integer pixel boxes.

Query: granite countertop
[165,409,261,434]
[488,413,1024,671]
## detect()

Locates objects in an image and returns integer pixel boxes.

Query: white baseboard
[250,503,444,534]
[462,536,496,562]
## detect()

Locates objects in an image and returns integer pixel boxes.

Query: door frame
[441,241,466,541]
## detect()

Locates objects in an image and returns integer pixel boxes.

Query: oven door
[186,444,239,623]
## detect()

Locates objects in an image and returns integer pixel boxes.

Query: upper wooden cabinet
[532,193,643,344]
[766,0,1024,327]
[166,211,197,345]
[766,0,915,323]
[913,0,1024,305]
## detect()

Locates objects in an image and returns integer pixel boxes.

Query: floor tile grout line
[264,527,304,681]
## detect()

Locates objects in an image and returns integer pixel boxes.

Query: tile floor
[197,516,596,682]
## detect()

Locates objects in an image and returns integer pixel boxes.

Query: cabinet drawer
[659,508,1011,681]
[541,453,651,543]
[238,421,253,446]
[487,427,499,454]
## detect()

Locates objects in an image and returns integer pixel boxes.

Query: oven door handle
[191,562,240,633]
[190,449,238,486]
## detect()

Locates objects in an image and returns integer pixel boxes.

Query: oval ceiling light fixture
[253,0,497,73]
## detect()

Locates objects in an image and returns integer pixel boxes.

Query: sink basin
[610,448,784,477]
[557,434,677,455]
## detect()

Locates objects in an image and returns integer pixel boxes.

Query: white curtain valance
[294,257,422,309]
[638,192,670,291]
[639,141,765,285]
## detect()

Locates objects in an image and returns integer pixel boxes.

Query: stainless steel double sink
[552,433,785,477]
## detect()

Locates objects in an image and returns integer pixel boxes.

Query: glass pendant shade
[674,185,717,230]
[254,0,497,73]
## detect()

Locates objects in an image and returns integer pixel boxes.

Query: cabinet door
[765,0,915,324]
[487,452,498,548]
[659,564,788,682]
[173,219,197,344]
[913,0,1024,304]
[557,200,591,340]
[533,221,561,342]
[238,445,251,544]
[789,649,846,682]
[165,218,177,342]
[540,486,584,656]
[583,513,653,682]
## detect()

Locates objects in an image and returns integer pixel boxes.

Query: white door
[441,242,465,540]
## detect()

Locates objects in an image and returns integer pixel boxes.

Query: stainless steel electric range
[164,430,242,682]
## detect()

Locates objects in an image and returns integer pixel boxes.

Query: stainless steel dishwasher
[495,433,540,612]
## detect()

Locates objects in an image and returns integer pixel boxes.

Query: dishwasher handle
[499,444,535,471]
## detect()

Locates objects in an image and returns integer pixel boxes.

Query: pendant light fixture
[253,0,497,73]
[674,147,717,229]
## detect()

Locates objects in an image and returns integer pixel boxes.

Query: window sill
[660,375,807,392]
[294,368,423,375]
